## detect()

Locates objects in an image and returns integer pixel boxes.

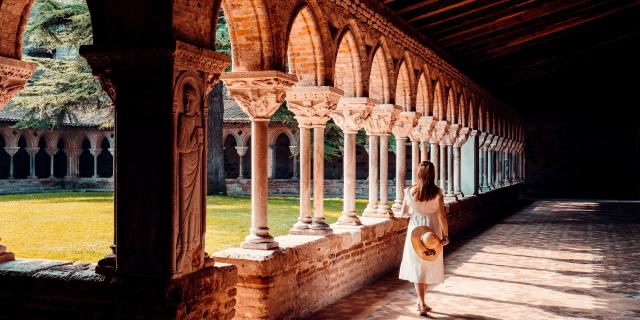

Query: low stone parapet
[0,178,113,195]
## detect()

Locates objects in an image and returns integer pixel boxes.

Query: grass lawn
[0,192,367,262]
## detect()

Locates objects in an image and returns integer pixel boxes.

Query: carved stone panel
[363,104,400,136]
[392,111,418,139]
[429,120,451,144]
[409,115,436,142]
[286,86,343,127]
[330,97,375,134]
[0,56,36,109]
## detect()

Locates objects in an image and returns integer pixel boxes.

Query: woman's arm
[400,188,411,218]
[438,192,450,244]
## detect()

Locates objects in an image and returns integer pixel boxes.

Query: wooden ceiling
[381,0,640,110]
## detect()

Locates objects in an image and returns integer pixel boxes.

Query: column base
[95,252,117,275]
[0,245,15,263]
[364,206,394,219]
[241,233,279,250]
[454,191,464,198]
[337,213,362,226]
[363,205,378,216]
[444,193,458,202]
[391,200,403,212]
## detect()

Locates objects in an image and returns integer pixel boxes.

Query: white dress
[398,188,445,284]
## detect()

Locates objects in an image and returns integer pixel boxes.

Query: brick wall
[214,184,522,319]
[0,259,237,320]
[226,178,412,198]
[0,178,113,195]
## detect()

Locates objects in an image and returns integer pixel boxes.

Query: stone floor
[308,200,640,320]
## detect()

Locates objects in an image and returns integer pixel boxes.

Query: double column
[479,132,490,192]
[391,112,419,212]
[330,97,374,225]
[222,71,297,249]
[286,86,342,235]
[363,104,400,219]
[453,127,470,198]
[442,124,460,200]
[429,121,450,190]
[409,116,436,184]
[235,146,248,178]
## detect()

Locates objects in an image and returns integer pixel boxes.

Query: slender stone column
[267,145,276,178]
[452,127,470,198]
[46,148,57,178]
[289,145,299,180]
[330,97,374,225]
[68,149,80,178]
[446,145,455,198]
[429,120,449,188]
[26,147,38,178]
[441,123,459,197]
[286,86,341,234]
[235,146,248,178]
[439,144,447,190]
[363,104,399,218]
[411,140,419,183]
[364,134,379,215]
[420,141,428,162]
[222,71,297,250]
[410,115,436,182]
[430,143,438,182]
[5,147,18,179]
[391,111,417,212]
[91,148,99,178]
[290,127,312,233]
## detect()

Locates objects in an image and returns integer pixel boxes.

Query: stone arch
[240,132,251,148]
[334,27,363,97]
[34,136,50,178]
[395,58,412,111]
[273,132,293,179]
[285,4,327,86]
[97,137,113,178]
[223,134,239,179]
[0,0,34,60]
[78,137,94,178]
[445,85,458,123]
[433,81,445,120]
[267,127,295,146]
[13,134,29,179]
[478,103,485,132]
[415,65,433,116]
[223,129,243,149]
[221,0,275,71]
[368,44,391,104]
[53,137,68,178]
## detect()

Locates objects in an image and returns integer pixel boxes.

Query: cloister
[0,0,637,319]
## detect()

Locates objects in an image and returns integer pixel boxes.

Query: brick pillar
[222,71,297,249]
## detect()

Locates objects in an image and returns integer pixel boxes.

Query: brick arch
[334,27,363,97]
[0,0,34,59]
[221,0,275,71]
[433,81,445,120]
[267,127,295,146]
[368,45,391,103]
[478,103,485,132]
[285,5,326,86]
[223,129,242,148]
[395,58,413,111]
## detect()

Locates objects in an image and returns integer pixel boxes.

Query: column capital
[428,120,451,144]
[4,146,19,156]
[286,86,343,127]
[289,145,299,155]
[330,97,375,133]
[478,131,489,148]
[363,104,400,136]
[25,147,39,155]
[235,146,249,157]
[409,115,435,142]
[221,71,297,121]
[392,111,419,139]
[0,56,37,108]
[453,127,471,147]
[488,134,499,150]
[46,147,59,155]
[495,137,506,151]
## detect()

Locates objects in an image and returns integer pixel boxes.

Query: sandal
[417,303,431,316]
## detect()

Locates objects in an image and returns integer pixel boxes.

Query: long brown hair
[413,161,440,202]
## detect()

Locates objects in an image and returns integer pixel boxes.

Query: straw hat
[411,226,443,261]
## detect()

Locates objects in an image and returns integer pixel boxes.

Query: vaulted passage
[310,200,640,320]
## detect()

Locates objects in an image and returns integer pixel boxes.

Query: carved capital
[429,120,451,144]
[0,56,37,108]
[46,147,59,155]
[409,115,435,142]
[454,127,471,147]
[289,145,299,156]
[286,86,343,127]
[330,97,375,134]
[392,111,419,139]
[442,123,460,146]
[235,146,249,157]
[26,147,39,155]
[221,71,297,121]
[363,104,400,136]
[478,131,489,148]
[488,134,498,150]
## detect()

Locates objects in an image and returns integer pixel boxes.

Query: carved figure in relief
[177,84,204,272]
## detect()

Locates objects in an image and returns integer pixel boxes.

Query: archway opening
[223,135,239,179]
[34,137,50,178]
[13,136,30,179]
[78,138,93,178]
[53,138,67,178]
[97,138,113,178]
[0,136,10,179]
[274,133,293,179]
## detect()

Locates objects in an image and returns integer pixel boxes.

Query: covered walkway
[309,200,640,320]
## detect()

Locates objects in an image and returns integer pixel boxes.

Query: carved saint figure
[176,84,204,272]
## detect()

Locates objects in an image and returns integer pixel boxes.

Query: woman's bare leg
[414,283,426,306]
[423,284,429,306]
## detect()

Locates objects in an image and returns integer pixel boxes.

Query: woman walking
[399,161,449,316]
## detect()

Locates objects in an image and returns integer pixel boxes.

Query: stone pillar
[364,134,379,215]
[411,139,419,184]
[267,145,275,178]
[363,104,399,218]
[430,143,438,183]
[82,41,230,277]
[91,148,99,178]
[0,243,15,263]
[289,145,299,180]
[391,111,417,213]
[495,138,505,187]
[286,86,341,234]
[488,135,498,189]
[410,115,436,181]
[330,97,374,225]
[235,146,248,179]
[446,145,455,199]
[429,120,450,188]
[453,127,470,198]
[5,147,18,179]
[442,123,459,198]
[68,149,80,178]
[26,147,38,178]
[108,147,115,178]
[222,71,297,249]
[420,141,428,162]
[439,144,447,190]
[0,56,36,109]
[46,148,57,178]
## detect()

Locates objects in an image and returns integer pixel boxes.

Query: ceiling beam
[419,0,514,30]
[407,0,477,23]
[394,0,439,15]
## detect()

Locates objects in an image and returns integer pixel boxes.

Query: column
[487,149,494,189]
[68,149,80,178]
[222,71,297,250]
[364,134,379,215]
[91,148,99,178]
[330,97,373,226]
[289,145,299,180]
[46,148,57,178]
[290,127,311,233]
[26,147,38,178]
[420,141,428,162]
[446,145,455,199]
[411,139,419,184]
[439,144,446,190]
[5,147,18,179]
[286,86,341,234]
[481,147,490,191]
[235,146,248,178]
[430,142,438,183]
[83,41,231,276]
[377,134,392,216]
[478,146,485,191]
[392,137,407,211]
[267,144,275,178]
[390,111,417,212]
[108,147,115,179]
[453,146,462,197]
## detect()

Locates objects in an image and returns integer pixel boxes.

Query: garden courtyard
[0,192,367,262]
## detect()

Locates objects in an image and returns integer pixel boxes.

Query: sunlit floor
[309,200,640,320]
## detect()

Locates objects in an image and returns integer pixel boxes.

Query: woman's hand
[441,236,450,246]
